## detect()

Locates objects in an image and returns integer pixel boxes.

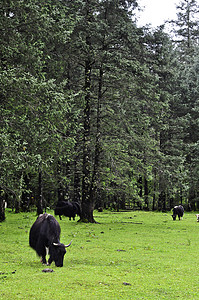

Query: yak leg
[41,246,50,264]
[41,249,47,264]
[48,256,53,266]
[41,256,47,264]
[59,215,62,220]
[36,241,47,264]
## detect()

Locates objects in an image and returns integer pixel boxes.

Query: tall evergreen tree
[0,0,77,213]
[171,0,199,55]
[62,0,142,221]
[170,0,199,209]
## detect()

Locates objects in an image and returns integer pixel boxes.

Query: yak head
[49,241,71,267]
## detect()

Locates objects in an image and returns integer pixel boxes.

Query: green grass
[0,210,199,299]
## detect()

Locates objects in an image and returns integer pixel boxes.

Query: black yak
[54,201,81,220]
[29,213,71,267]
[172,205,184,220]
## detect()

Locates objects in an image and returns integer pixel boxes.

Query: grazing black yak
[54,201,81,220]
[29,213,71,267]
[172,205,184,220]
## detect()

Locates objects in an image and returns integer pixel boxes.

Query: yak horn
[65,241,72,248]
[53,241,72,247]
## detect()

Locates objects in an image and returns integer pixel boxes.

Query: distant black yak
[172,205,184,220]
[29,213,71,267]
[54,201,81,221]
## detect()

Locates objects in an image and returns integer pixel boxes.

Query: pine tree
[0,0,77,212]
[170,0,199,209]
[172,0,199,55]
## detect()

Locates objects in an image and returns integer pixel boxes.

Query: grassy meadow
[0,209,199,299]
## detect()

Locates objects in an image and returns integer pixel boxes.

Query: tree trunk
[144,176,149,210]
[89,66,103,216]
[37,171,43,215]
[138,176,143,198]
[81,57,92,220]
[152,169,157,210]
[158,190,166,212]
[15,199,20,213]
[21,174,30,212]
[0,190,5,222]
[73,142,81,203]
[81,7,95,222]
[81,201,95,223]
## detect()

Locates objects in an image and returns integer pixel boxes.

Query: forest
[0,0,199,222]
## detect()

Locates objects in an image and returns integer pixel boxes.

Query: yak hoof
[41,258,47,265]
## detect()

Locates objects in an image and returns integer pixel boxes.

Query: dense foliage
[0,0,199,221]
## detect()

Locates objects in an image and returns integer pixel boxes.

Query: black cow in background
[172,205,184,220]
[54,201,81,221]
[29,213,71,267]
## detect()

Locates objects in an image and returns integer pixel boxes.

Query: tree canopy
[0,0,199,221]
